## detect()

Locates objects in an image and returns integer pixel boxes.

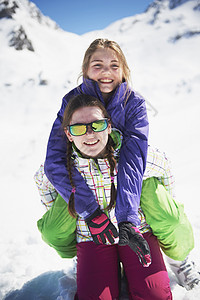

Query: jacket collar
[80,78,129,109]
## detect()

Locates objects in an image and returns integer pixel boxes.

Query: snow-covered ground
[0,0,200,299]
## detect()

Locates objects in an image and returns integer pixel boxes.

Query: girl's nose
[102,66,110,73]
[86,125,94,135]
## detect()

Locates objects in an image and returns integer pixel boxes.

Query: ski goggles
[68,118,109,136]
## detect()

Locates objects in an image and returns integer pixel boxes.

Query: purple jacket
[44,78,149,225]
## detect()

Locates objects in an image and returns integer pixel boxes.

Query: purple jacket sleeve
[111,93,149,226]
[44,92,98,218]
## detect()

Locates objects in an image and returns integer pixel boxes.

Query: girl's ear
[64,129,73,142]
[107,123,112,135]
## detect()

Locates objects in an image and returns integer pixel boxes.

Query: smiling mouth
[84,140,99,146]
[99,79,113,83]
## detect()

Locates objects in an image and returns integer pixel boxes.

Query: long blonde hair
[80,38,131,85]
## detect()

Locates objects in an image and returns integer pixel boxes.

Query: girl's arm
[44,92,98,218]
[34,164,58,210]
[144,146,176,198]
[111,92,149,226]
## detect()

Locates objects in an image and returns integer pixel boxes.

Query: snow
[0,0,200,299]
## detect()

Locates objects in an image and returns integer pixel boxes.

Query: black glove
[85,208,119,245]
[119,222,151,267]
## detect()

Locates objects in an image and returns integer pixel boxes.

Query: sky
[31,0,152,35]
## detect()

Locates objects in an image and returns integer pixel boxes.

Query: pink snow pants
[74,232,172,300]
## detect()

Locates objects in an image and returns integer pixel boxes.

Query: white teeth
[100,79,112,83]
[85,141,98,145]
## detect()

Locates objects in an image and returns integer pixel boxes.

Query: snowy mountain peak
[169,0,195,9]
[0,0,18,18]
[137,0,200,29]
[0,0,60,51]
[146,0,198,13]
[0,0,59,28]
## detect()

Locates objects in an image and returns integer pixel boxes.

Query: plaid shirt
[34,164,57,210]
[144,146,175,198]
[34,143,174,244]
[73,155,151,244]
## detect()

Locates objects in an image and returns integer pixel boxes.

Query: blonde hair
[81,38,131,85]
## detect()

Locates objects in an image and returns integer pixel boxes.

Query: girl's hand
[85,208,119,244]
[119,222,151,267]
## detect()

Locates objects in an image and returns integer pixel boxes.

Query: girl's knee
[127,270,172,300]
[143,271,172,300]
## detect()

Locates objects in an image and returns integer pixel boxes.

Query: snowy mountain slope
[0,0,200,299]
[0,0,87,88]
